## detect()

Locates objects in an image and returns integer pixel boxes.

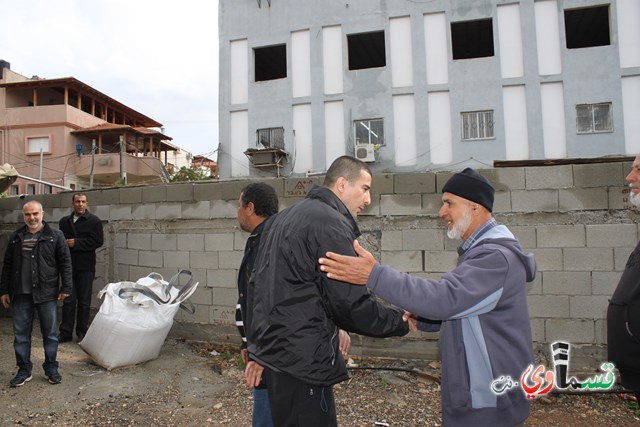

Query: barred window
[576,103,612,133]
[354,119,384,146]
[256,127,285,150]
[461,111,494,140]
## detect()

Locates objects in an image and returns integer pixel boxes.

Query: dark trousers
[60,270,94,338]
[263,368,337,427]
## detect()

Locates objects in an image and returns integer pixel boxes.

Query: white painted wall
[497,3,524,79]
[393,94,417,167]
[390,16,413,88]
[323,26,343,95]
[424,13,448,85]
[292,104,313,174]
[535,0,562,76]
[502,85,529,160]
[540,82,567,158]
[230,110,249,176]
[230,39,248,105]
[292,30,311,98]
[325,101,346,168]
[617,0,640,68]
[428,91,452,164]
[622,76,640,154]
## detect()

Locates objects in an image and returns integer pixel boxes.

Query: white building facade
[217,0,640,179]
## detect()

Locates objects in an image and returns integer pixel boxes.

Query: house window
[43,185,53,194]
[451,18,494,60]
[576,103,612,133]
[461,111,495,140]
[10,185,19,195]
[347,31,386,70]
[27,136,50,154]
[27,184,35,195]
[355,119,384,146]
[254,44,287,82]
[564,5,610,49]
[256,127,285,150]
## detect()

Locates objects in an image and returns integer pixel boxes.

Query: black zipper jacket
[58,210,103,272]
[246,185,408,386]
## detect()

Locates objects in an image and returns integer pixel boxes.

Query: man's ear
[246,201,256,215]
[335,176,347,194]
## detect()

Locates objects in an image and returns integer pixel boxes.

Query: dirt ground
[0,315,638,426]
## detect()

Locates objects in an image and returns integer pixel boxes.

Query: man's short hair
[240,183,279,218]
[323,156,372,188]
[72,192,87,202]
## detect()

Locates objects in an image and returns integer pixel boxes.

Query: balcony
[68,153,169,186]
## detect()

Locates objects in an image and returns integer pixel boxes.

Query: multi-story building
[0,60,178,194]
[217,0,640,179]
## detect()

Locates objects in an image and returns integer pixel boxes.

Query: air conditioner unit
[355,144,375,162]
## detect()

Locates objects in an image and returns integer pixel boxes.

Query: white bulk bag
[80,270,198,370]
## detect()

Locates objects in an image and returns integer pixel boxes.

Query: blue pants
[12,294,59,374]
[253,386,274,427]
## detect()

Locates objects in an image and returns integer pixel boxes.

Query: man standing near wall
[58,193,104,343]
[607,154,640,400]
[0,201,72,386]
[319,168,536,427]
[245,156,408,426]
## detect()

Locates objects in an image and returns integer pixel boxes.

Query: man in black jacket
[58,193,104,343]
[0,201,72,387]
[245,156,409,426]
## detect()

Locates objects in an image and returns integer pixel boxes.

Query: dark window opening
[347,31,386,70]
[564,5,610,49]
[254,44,287,82]
[451,18,494,60]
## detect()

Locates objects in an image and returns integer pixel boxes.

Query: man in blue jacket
[320,168,537,427]
[0,201,72,387]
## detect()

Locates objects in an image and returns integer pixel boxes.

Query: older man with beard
[607,154,640,401]
[319,168,537,427]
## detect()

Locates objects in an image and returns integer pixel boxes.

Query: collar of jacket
[306,185,361,238]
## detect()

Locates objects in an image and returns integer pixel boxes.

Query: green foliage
[170,166,211,183]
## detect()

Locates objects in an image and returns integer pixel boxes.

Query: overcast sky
[2,0,219,159]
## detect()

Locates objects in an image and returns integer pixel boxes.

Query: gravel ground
[0,316,638,426]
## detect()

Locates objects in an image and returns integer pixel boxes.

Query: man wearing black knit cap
[319,167,537,427]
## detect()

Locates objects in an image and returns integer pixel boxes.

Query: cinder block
[525,165,573,189]
[188,269,207,289]
[381,230,402,250]
[166,183,194,202]
[563,247,613,271]
[480,168,525,191]
[177,234,205,251]
[435,171,455,192]
[528,295,569,318]
[89,188,120,205]
[210,200,237,218]
[163,251,190,268]
[402,229,443,251]
[182,200,211,219]
[526,275,542,295]
[151,234,177,251]
[119,187,143,204]
[371,174,394,195]
[573,162,625,188]
[595,319,607,345]
[191,252,219,270]
[529,248,563,271]
[569,295,610,319]
[380,194,422,216]
[142,185,167,203]
[360,196,380,216]
[155,203,181,220]
[559,188,608,212]
[189,304,212,323]
[92,205,110,221]
[424,250,457,273]
[536,225,585,248]
[614,246,636,271]
[545,319,595,344]
[234,231,248,251]
[207,269,237,289]
[194,182,224,203]
[530,318,545,343]
[50,207,68,222]
[586,224,637,248]
[508,226,536,249]
[381,250,423,272]
[219,180,251,200]
[114,232,126,249]
[205,233,235,251]
[609,186,632,209]
[592,271,622,295]
[110,205,132,220]
[284,177,322,198]
[394,173,436,194]
[212,306,235,324]
[511,190,559,212]
[131,204,156,219]
[192,287,213,305]
[492,191,512,213]
[128,233,151,250]
[138,250,163,268]
[542,271,591,295]
[218,250,244,269]
[116,248,138,266]
[211,287,239,307]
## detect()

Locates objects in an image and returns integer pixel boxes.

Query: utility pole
[90,139,96,188]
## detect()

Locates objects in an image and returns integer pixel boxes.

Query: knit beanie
[441,168,495,212]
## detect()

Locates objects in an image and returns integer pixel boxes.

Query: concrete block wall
[0,160,636,364]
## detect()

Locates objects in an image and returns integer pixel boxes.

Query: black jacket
[246,185,408,387]
[0,221,73,303]
[59,210,103,272]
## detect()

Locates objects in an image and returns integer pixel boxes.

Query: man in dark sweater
[58,193,104,343]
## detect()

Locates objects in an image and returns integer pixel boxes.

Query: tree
[170,166,211,183]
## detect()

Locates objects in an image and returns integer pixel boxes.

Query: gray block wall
[0,161,636,366]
